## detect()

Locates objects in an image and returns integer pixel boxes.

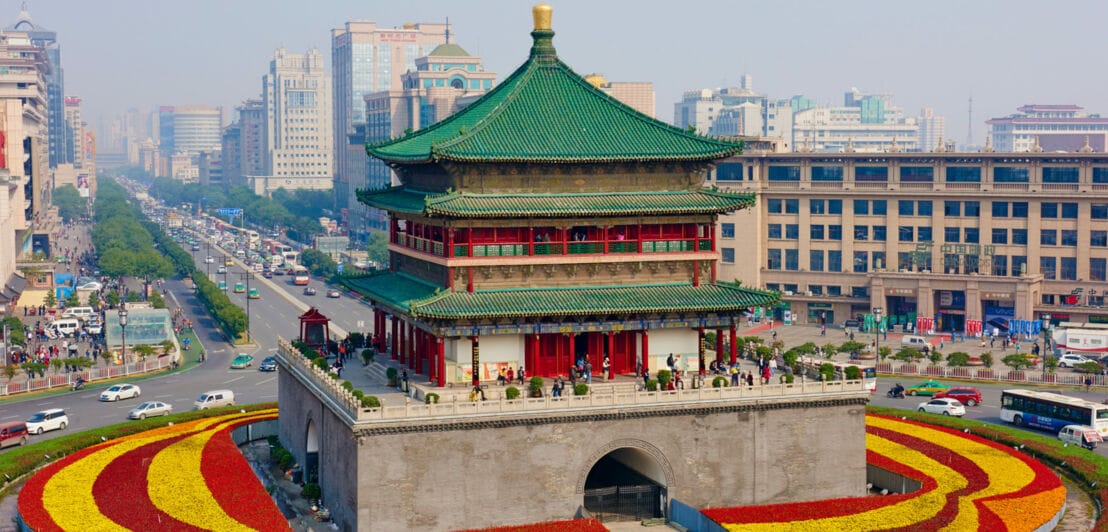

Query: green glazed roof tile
[356,187,756,218]
[340,271,442,312]
[366,34,740,164]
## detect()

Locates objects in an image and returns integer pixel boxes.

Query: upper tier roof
[367,21,741,165]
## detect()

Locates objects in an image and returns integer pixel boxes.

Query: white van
[62,307,96,321]
[1059,424,1102,450]
[50,319,81,337]
[194,390,235,410]
[901,335,929,351]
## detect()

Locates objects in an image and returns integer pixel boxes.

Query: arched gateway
[578,440,675,522]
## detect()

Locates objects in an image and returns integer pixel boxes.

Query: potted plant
[656,369,672,389]
[527,376,544,397]
[386,367,398,387]
[573,383,589,396]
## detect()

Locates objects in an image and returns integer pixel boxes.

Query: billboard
[77,174,90,198]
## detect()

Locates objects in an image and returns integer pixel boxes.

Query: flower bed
[702,414,1064,531]
[18,409,286,531]
[456,518,607,532]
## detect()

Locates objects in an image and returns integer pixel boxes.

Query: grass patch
[869,405,1108,528]
[0,402,277,497]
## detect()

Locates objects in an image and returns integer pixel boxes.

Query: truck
[1052,327,1108,357]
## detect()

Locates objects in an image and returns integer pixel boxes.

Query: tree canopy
[52,185,85,222]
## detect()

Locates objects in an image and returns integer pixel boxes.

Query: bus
[1000,389,1108,437]
[797,357,877,392]
[282,250,299,266]
[292,266,310,286]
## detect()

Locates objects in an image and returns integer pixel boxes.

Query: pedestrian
[746,372,754,387]
[517,366,526,386]
[730,365,740,386]
[820,325,826,337]
[666,353,675,370]
[584,360,593,384]
[1086,377,1093,392]
[506,366,515,384]
[602,355,610,379]
[641,368,650,388]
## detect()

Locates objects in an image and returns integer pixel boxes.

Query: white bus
[1000,389,1108,437]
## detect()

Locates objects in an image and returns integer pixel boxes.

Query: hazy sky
[15,0,1108,146]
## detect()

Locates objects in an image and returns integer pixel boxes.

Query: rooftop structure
[988,104,1108,152]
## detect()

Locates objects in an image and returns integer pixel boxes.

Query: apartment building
[713,151,1108,330]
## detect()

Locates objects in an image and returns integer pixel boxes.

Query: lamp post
[205,241,211,278]
[872,306,883,367]
[1042,314,1051,381]
[119,308,129,370]
[240,272,254,343]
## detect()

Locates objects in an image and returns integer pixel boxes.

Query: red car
[933,387,982,407]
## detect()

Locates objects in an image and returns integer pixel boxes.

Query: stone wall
[280,364,868,532]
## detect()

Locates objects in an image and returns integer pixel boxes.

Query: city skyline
[19,0,1108,148]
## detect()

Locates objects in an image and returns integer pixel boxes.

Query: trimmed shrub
[505,387,521,400]
[313,357,329,372]
[424,392,440,404]
[844,365,861,380]
[656,369,672,387]
[712,375,728,388]
[301,483,321,500]
[361,395,381,408]
[341,381,354,392]
[573,383,589,396]
[645,379,658,392]
[386,367,399,386]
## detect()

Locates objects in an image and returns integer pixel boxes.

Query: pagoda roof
[356,187,756,218]
[367,17,740,165]
[342,272,778,320]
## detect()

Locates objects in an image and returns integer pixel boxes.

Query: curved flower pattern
[18,410,286,532]
[703,414,1065,531]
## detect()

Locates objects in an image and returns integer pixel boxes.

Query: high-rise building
[4,4,63,169]
[258,48,333,195]
[988,104,1108,152]
[918,107,946,152]
[238,99,265,182]
[358,42,496,239]
[331,21,449,220]
[63,96,84,167]
[220,122,241,188]
[171,105,222,158]
[583,74,655,118]
[157,106,174,172]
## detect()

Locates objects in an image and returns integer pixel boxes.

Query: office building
[171,105,222,158]
[4,4,63,169]
[583,74,655,118]
[918,107,946,152]
[356,39,493,240]
[63,96,84,167]
[988,104,1108,152]
[220,122,241,188]
[713,149,1108,330]
[331,20,449,218]
[157,106,174,173]
[792,89,919,153]
[259,48,332,195]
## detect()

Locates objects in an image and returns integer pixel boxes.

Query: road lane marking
[222,376,245,384]
[256,377,277,385]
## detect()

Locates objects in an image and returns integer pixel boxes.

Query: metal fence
[0,356,177,396]
[874,361,1107,388]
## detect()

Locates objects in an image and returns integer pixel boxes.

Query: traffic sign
[218,208,243,216]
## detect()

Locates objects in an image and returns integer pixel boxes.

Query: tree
[105,290,121,308]
[2,316,25,346]
[981,352,994,368]
[100,350,114,367]
[821,343,838,359]
[928,350,942,365]
[946,352,970,367]
[65,291,80,308]
[365,230,389,267]
[1002,354,1034,371]
[133,344,156,361]
[160,339,176,355]
[2,365,16,382]
[878,346,892,361]
[87,291,100,310]
[44,290,57,308]
[52,184,85,222]
[149,290,167,309]
[49,358,63,374]
[125,291,142,302]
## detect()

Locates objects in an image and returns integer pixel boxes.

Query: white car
[205,256,215,263]
[917,398,966,417]
[76,281,103,291]
[26,408,68,434]
[128,401,172,420]
[1058,353,1093,368]
[100,383,141,402]
[85,323,103,335]
[217,266,227,274]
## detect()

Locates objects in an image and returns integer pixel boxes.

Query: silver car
[128,401,172,420]
[917,398,966,417]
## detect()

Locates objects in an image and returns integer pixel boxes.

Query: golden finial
[533,3,553,31]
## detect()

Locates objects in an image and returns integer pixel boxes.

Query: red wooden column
[729,324,738,366]
[446,228,455,258]
[471,336,481,387]
[408,324,416,370]
[698,327,706,376]
[692,261,700,287]
[641,330,649,373]
[715,329,725,363]
[436,337,446,388]
[390,316,398,360]
[607,332,615,379]
[531,333,541,377]
[398,321,406,365]
[567,333,576,370]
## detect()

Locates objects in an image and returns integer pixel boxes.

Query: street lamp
[119,308,129,368]
[1042,314,1051,381]
[240,272,254,343]
[205,241,211,278]
[872,306,883,367]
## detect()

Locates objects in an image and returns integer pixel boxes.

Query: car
[917,398,966,417]
[218,281,228,291]
[933,387,982,407]
[1058,353,1093,368]
[843,318,861,329]
[273,268,285,276]
[25,409,68,434]
[1059,424,1102,450]
[303,286,317,296]
[205,256,215,263]
[218,265,227,274]
[259,356,278,372]
[76,281,102,291]
[85,323,103,335]
[247,288,261,299]
[128,401,173,420]
[225,258,234,266]
[327,289,341,298]
[230,353,254,369]
[100,383,142,402]
[905,380,949,396]
[233,282,246,293]
[262,270,273,279]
